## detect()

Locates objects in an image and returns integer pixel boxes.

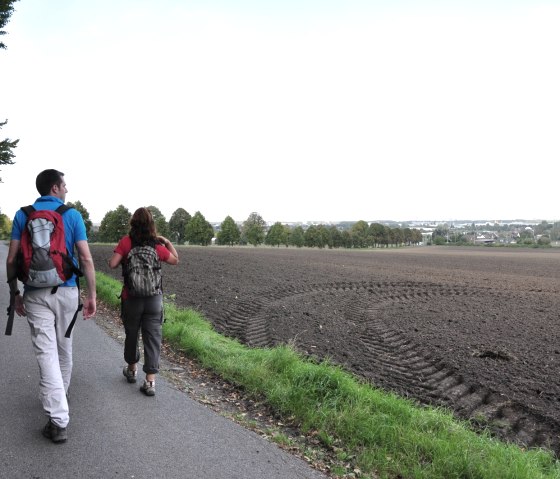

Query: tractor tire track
[213,280,560,453]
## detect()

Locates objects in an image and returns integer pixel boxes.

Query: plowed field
[91,244,560,454]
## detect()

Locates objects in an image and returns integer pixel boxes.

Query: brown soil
[91,244,560,455]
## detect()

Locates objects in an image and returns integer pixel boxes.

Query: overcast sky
[1,0,559,225]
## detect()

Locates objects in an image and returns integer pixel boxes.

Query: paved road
[0,243,326,479]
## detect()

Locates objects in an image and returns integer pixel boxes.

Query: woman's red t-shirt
[114,236,171,300]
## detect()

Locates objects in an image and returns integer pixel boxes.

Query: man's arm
[6,239,19,290]
[76,240,97,319]
[6,239,25,316]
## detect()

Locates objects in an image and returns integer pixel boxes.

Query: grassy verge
[96,272,560,479]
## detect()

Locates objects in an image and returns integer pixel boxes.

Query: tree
[403,227,413,245]
[432,224,449,244]
[341,230,353,248]
[67,200,93,238]
[315,224,331,249]
[265,222,287,247]
[185,211,214,245]
[328,226,343,249]
[1,2,20,181]
[411,228,422,245]
[551,222,560,242]
[351,220,369,248]
[391,227,404,247]
[281,225,291,247]
[518,227,535,245]
[97,205,131,243]
[537,235,551,246]
[0,0,18,50]
[217,215,240,246]
[304,225,318,247]
[0,120,17,181]
[147,205,169,238]
[0,211,11,240]
[289,225,305,248]
[242,212,266,246]
[169,208,191,244]
[369,223,387,248]
[535,220,551,237]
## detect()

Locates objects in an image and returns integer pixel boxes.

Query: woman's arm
[157,236,179,265]
[108,252,123,269]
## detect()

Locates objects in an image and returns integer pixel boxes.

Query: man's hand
[82,297,96,319]
[14,294,26,317]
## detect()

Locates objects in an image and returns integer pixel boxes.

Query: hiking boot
[123,366,138,383]
[42,419,67,443]
[140,380,155,396]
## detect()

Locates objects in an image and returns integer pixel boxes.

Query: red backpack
[16,204,81,288]
[8,204,84,338]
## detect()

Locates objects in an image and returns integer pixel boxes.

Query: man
[6,169,96,444]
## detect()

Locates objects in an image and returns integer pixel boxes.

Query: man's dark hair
[36,169,64,196]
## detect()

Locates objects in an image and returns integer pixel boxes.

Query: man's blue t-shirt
[11,196,88,288]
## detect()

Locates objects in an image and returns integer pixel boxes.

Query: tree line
[2,202,427,248]
[5,201,559,249]
[79,204,422,249]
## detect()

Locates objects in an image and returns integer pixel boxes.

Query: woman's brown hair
[129,207,157,246]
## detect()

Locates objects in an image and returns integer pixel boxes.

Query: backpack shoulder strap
[55,204,72,215]
[20,205,35,217]
[20,205,71,216]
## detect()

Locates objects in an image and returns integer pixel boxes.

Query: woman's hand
[157,236,179,264]
[157,236,170,246]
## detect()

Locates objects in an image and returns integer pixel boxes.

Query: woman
[109,207,179,396]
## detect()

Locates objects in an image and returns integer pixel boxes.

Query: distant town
[208,218,560,246]
[85,215,559,247]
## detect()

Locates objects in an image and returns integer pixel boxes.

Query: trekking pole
[5,290,15,336]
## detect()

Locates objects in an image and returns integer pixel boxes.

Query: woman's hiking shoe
[42,419,67,443]
[123,366,138,383]
[140,380,155,396]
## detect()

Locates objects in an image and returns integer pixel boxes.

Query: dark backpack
[123,240,162,297]
[16,204,82,288]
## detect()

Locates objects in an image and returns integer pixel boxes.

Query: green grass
[96,272,560,479]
